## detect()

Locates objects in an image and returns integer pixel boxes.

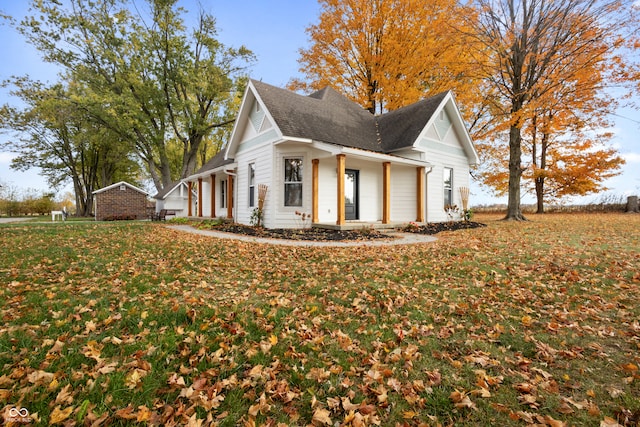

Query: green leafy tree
[1,81,139,216]
[15,0,253,192]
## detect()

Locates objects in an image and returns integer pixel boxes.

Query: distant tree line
[0,183,73,217]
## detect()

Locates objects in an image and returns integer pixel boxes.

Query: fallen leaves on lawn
[0,214,638,425]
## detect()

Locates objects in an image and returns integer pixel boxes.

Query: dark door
[345,169,359,220]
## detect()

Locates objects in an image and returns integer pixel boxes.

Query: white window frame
[248,163,256,208]
[220,179,227,209]
[443,167,453,209]
[283,157,303,207]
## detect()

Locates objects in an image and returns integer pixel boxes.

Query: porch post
[416,166,425,222]
[210,174,216,218]
[382,162,391,224]
[312,159,319,223]
[197,177,203,217]
[187,181,193,217]
[227,174,234,219]
[336,154,346,225]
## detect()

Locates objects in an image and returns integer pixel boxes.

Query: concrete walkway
[167,225,437,247]
[0,218,32,224]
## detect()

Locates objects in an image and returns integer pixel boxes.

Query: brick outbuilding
[93,181,149,221]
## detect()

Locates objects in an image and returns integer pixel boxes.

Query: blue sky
[1,0,639,206]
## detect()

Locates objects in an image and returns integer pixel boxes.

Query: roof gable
[93,181,148,196]
[417,93,480,165]
[153,181,188,200]
[377,92,449,152]
[224,80,478,165]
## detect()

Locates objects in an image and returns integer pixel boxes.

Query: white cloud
[0,152,16,164]
[622,152,640,163]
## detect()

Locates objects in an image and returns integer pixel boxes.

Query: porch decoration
[459,186,471,221]
[251,184,269,227]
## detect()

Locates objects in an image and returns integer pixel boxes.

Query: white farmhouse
[180,80,479,229]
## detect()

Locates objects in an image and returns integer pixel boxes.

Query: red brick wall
[95,185,148,221]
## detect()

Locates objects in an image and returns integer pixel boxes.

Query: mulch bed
[404,221,487,235]
[195,221,486,241]
[198,223,388,241]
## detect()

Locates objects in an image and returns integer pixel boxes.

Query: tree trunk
[535,118,551,214]
[505,124,527,221]
[535,177,544,213]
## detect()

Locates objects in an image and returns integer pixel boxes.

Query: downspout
[424,166,432,223]
[225,169,237,223]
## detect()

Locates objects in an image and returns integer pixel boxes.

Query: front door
[345,169,359,220]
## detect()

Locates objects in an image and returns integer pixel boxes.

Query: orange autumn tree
[291,0,481,115]
[467,0,638,219]
[477,3,629,212]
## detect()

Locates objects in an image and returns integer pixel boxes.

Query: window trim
[443,167,453,209]
[248,163,256,208]
[283,156,304,208]
[220,179,227,209]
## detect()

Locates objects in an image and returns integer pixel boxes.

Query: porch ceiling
[305,140,431,167]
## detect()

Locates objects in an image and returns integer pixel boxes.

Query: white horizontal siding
[317,161,337,223]
[346,158,382,222]
[269,145,314,229]
[234,143,273,226]
[425,150,471,222]
[390,165,417,222]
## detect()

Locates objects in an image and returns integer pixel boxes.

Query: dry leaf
[312,407,332,425]
[600,416,622,427]
[49,405,73,425]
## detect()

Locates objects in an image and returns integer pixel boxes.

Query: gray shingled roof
[156,151,233,198]
[193,150,234,175]
[251,80,449,154]
[377,91,449,152]
[252,80,382,152]
[153,181,183,200]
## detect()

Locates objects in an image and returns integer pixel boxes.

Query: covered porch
[183,163,237,220]
[308,142,432,228]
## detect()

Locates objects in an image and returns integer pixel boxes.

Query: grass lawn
[0,213,638,426]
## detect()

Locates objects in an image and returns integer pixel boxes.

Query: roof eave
[92,181,148,196]
[186,162,238,181]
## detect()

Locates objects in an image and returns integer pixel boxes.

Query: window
[443,167,453,208]
[220,179,227,208]
[248,163,255,207]
[284,158,303,207]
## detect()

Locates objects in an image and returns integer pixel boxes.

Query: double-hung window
[220,179,227,208]
[443,167,453,208]
[284,158,303,207]
[248,163,256,207]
